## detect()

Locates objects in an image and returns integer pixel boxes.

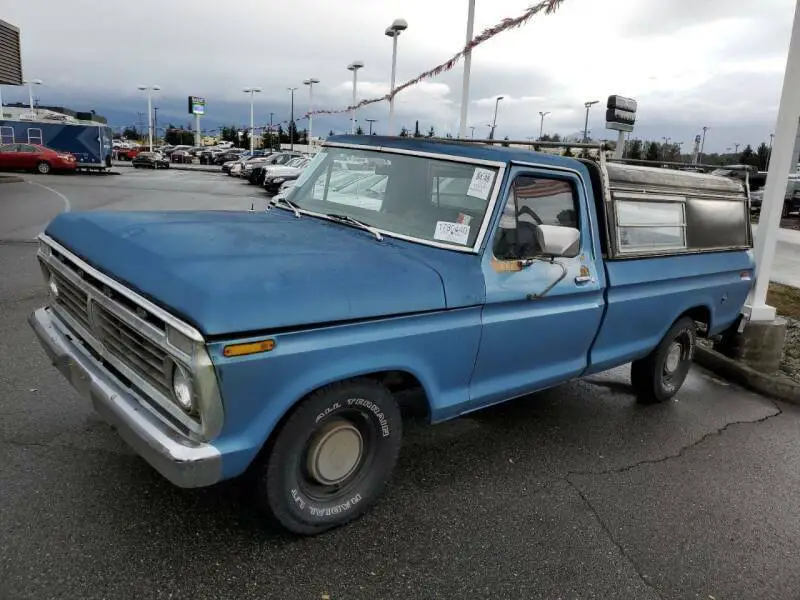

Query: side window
[0,144,16,153]
[493,175,579,260]
[20,144,38,153]
[616,200,686,252]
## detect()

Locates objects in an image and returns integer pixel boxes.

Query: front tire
[257,379,402,535]
[631,317,696,404]
[36,161,51,175]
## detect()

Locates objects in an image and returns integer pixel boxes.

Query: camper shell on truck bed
[29,135,754,535]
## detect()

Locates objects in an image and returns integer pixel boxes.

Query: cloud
[1,0,795,149]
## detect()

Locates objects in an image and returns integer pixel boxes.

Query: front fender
[207,308,482,480]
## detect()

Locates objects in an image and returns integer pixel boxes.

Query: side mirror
[536,225,580,258]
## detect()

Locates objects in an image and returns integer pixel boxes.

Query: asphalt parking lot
[2,170,800,599]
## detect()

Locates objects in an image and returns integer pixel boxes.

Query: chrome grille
[93,303,172,398]
[51,270,90,329]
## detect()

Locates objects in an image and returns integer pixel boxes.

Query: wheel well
[254,370,431,467]
[681,305,711,337]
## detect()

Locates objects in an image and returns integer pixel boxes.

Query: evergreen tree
[628,139,643,160]
[355,125,364,135]
[399,127,409,137]
[739,144,757,167]
[551,133,562,142]
[122,126,139,140]
[413,120,421,138]
[645,141,660,162]
[328,129,335,136]
[277,124,287,144]
[563,147,574,157]
[756,142,770,171]
[426,126,435,138]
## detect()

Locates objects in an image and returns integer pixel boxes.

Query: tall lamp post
[24,79,43,112]
[489,96,504,140]
[365,118,377,135]
[242,87,262,153]
[458,0,476,138]
[137,85,160,150]
[385,18,408,135]
[538,111,550,140]
[303,78,319,151]
[288,87,297,151]
[699,126,710,162]
[347,61,364,134]
[583,100,599,143]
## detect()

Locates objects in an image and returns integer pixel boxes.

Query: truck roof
[326,135,587,171]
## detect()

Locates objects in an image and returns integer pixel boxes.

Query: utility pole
[288,87,297,152]
[583,100,599,143]
[458,0,476,138]
[365,119,377,135]
[269,112,274,150]
[136,112,145,139]
[767,132,775,167]
[469,125,476,139]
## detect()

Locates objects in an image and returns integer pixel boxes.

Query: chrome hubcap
[665,342,683,374]
[307,420,363,486]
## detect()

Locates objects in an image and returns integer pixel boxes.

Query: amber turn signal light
[223,339,275,357]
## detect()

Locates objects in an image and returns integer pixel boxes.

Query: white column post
[388,34,399,134]
[249,91,255,153]
[195,113,201,147]
[613,130,626,160]
[351,69,358,134]
[147,90,153,151]
[746,0,800,322]
[458,0,476,139]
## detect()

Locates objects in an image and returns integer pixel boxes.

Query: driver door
[469,166,605,407]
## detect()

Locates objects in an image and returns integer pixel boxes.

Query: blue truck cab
[29,136,754,534]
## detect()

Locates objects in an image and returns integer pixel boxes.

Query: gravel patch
[780,317,800,383]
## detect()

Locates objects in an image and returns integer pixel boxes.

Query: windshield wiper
[326,214,383,241]
[270,196,301,218]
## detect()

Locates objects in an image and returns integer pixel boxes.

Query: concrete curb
[0,175,24,184]
[694,345,800,405]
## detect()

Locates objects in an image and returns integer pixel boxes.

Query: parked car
[30,136,754,536]
[170,150,193,164]
[248,152,305,184]
[0,143,77,174]
[262,157,312,194]
[216,151,245,166]
[741,171,800,217]
[163,145,191,157]
[131,152,170,169]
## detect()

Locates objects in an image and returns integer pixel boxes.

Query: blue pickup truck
[29,136,753,534]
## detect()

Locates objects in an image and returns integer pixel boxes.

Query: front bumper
[264,180,285,194]
[29,307,222,488]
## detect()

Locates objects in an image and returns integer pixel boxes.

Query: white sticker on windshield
[434,221,470,245]
[467,167,495,200]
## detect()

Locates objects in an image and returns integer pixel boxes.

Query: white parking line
[27,180,72,212]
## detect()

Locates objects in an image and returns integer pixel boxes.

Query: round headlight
[48,275,59,298]
[172,365,194,412]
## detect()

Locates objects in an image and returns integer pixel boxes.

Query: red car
[0,143,77,174]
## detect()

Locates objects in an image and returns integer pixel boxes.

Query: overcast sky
[0,0,795,151]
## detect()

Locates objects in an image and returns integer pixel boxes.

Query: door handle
[574,275,593,284]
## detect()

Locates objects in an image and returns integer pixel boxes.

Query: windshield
[286,158,306,168]
[289,147,499,248]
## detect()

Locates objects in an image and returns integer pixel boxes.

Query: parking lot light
[385,18,408,134]
[23,78,43,112]
[243,88,262,153]
[347,62,364,134]
[303,79,320,151]
[288,87,298,152]
[137,85,161,151]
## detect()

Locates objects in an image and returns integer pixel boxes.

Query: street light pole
[699,126,710,162]
[288,87,297,152]
[347,62,364,134]
[242,87,262,153]
[303,79,319,150]
[137,85,160,150]
[365,119,377,135]
[24,79,43,112]
[747,0,800,322]
[386,18,408,135]
[538,111,550,140]
[489,96,504,140]
[583,100,599,143]
[734,142,741,155]
[458,0,476,138]
[767,132,775,166]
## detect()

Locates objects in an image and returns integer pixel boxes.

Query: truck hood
[45,210,449,337]
[264,165,303,177]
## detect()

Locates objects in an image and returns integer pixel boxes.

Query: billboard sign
[606,95,637,133]
[188,96,206,115]
[0,20,23,85]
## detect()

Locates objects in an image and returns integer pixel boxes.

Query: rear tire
[631,317,696,404]
[36,161,51,175]
[256,379,402,535]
